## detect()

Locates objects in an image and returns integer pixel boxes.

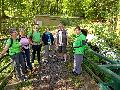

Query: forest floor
[5,56,99,90]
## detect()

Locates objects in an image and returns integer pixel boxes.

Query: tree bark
[40,0,45,14]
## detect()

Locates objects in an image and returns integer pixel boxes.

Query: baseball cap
[9,28,17,34]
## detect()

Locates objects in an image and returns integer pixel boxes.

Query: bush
[60,17,70,26]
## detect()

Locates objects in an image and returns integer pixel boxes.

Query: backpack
[81,29,88,36]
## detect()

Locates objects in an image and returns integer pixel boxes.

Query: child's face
[58,26,64,30]
[19,31,24,35]
[19,28,24,35]
[12,31,17,37]
[75,29,81,35]
[46,28,49,32]
[34,25,39,31]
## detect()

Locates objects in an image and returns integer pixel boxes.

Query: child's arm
[0,45,9,58]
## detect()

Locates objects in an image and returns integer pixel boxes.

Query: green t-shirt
[6,39,21,56]
[28,30,41,43]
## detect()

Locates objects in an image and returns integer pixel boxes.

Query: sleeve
[66,30,68,36]
[42,33,45,42]
[19,42,22,46]
[39,31,41,38]
[50,33,54,42]
[6,39,11,47]
[27,30,32,38]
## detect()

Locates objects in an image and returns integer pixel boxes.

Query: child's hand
[0,54,2,58]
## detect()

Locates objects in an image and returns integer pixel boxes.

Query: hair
[19,27,24,32]
[81,29,88,36]
[58,23,64,28]
[75,26,88,36]
[75,26,81,31]
[46,27,50,31]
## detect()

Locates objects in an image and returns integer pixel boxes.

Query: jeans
[44,45,54,60]
[22,48,32,71]
[11,52,26,80]
[73,54,83,74]
[32,45,41,64]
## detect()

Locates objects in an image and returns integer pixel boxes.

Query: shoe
[44,60,48,64]
[23,75,28,81]
[72,71,80,76]
[64,59,67,62]
[24,69,28,74]
[61,59,66,62]
[49,55,53,58]
[20,76,27,81]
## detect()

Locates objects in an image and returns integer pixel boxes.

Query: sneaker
[49,55,53,58]
[72,71,80,76]
[44,60,48,65]
[61,59,66,62]
[64,59,67,62]
[21,75,28,81]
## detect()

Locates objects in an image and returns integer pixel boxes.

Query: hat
[9,28,17,34]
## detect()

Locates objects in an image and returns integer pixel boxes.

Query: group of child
[0,23,87,81]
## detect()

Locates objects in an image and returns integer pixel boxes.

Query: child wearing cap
[0,28,27,81]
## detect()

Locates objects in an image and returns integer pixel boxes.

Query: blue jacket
[42,32,54,45]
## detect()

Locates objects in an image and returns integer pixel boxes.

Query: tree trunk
[40,0,45,14]
[56,0,59,15]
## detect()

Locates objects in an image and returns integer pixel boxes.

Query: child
[56,23,68,62]
[19,28,33,72]
[72,26,87,75]
[42,28,54,62]
[28,24,42,66]
[0,28,26,81]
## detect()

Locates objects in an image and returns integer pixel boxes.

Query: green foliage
[0,56,13,82]
[15,80,32,90]
[65,61,82,88]
[0,0,119,20]
[0,0,119,36]
[60,17,70,26]
[0,0,120,88]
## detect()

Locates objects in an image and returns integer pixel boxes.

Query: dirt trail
[5,56,99,90]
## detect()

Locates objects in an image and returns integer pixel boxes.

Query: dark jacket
[42,32,54,45]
